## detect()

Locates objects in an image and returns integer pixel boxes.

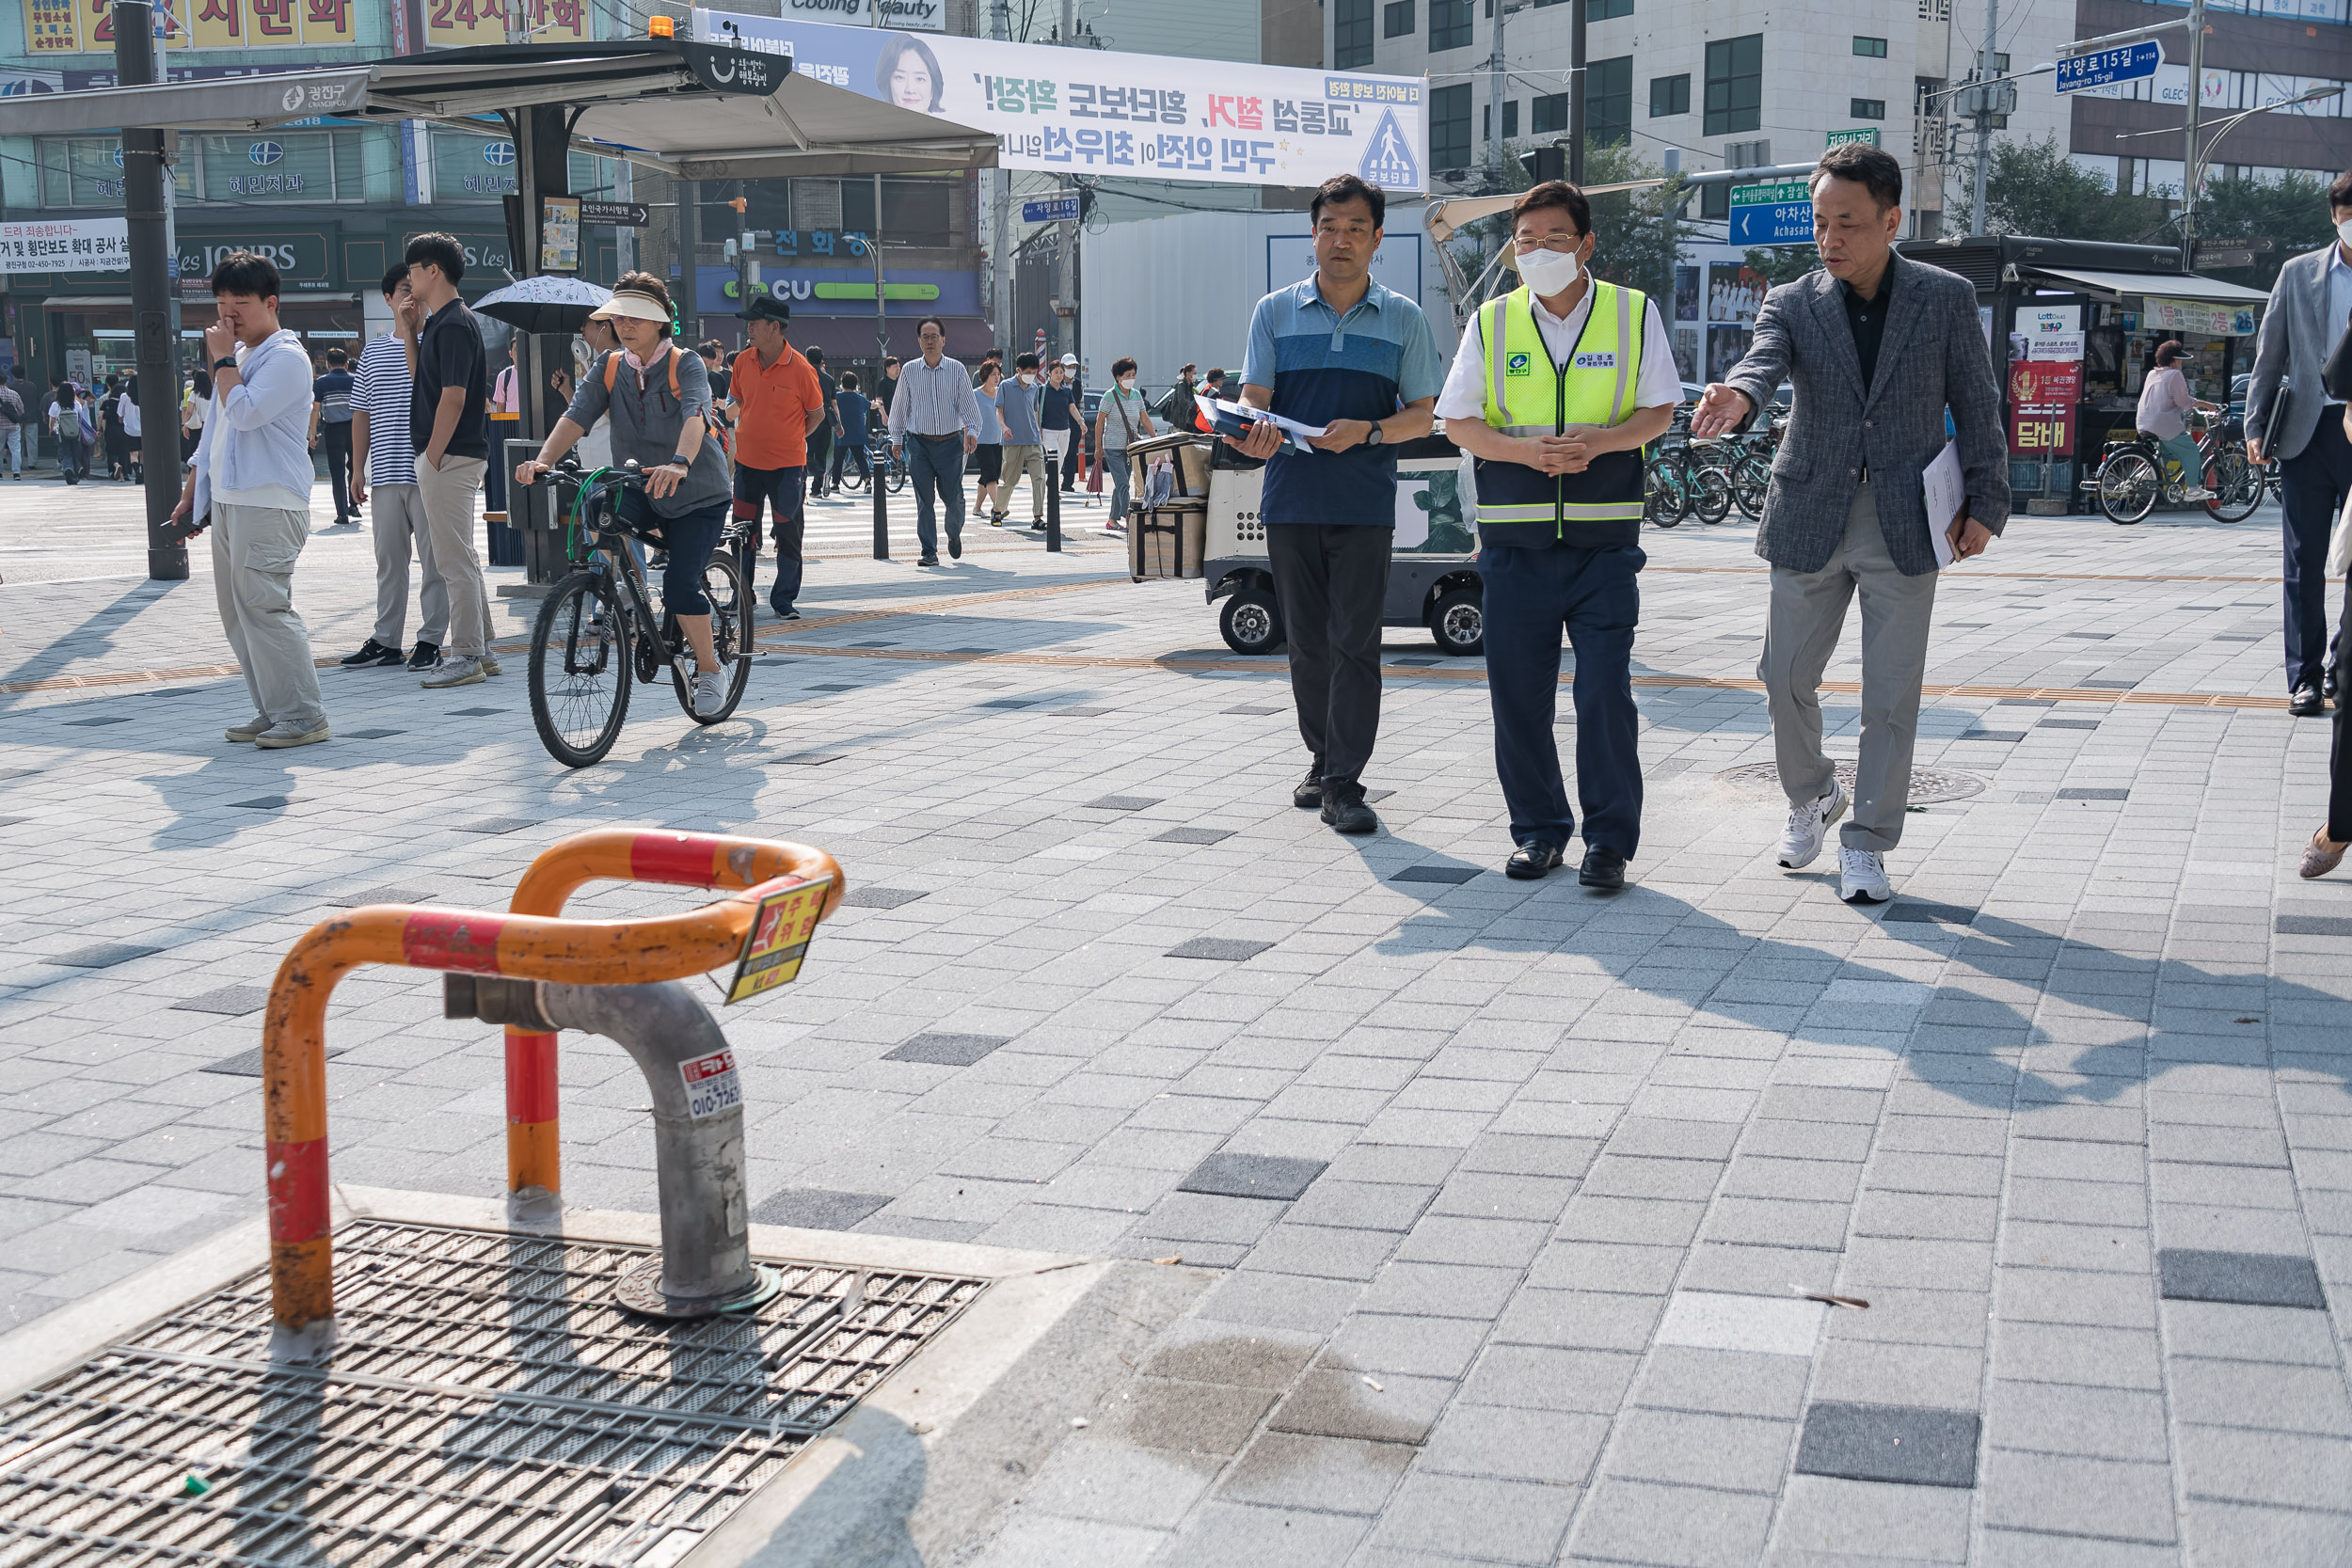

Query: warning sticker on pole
[679,1047,743,1120]
[725,874,833,1005]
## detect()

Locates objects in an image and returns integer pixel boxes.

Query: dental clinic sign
[691,7,1426,191]
[0,216,128,272]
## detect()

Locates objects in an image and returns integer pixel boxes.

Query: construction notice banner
[691,8,1426,192]
[0,216,130,273]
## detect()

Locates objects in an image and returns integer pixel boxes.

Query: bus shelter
[1899,235,2271,513]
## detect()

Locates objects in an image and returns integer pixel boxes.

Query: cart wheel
[1429,588,1485,657]
[1219,587,1284,655]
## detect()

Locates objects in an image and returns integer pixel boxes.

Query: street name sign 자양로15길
[2056,40,2161,93]
[1728,180,1812,246]
[1023,194,1081,223]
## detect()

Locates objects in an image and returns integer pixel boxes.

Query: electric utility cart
[1126,429,1485,657]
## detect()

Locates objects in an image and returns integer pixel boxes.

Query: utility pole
[1486,0,1506,174]
[1567,0,1586,183]
[114,0,185,582]
[2181,0,2205,271]
[1968,0,1998,236]
[992,0,1013,356]
[870,169,890,562]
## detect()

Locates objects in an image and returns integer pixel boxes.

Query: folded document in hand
[1207,397,1327,454]
[1922,439,1966,569]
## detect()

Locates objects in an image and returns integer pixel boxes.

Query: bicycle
[2084,414,2260,525]
[866,436,908,495]
[1643,442,1730,528]
[524,460,755,768]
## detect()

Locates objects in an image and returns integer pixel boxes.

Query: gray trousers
[1759,479,1938,852]
[368,482,448,649]
[417,454,491,658]
[211,501,326,730]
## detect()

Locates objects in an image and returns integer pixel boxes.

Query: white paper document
[1922,439,1966,569]
[1209,397,1327,453]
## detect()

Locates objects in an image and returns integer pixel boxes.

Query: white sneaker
[225,713,270,743]
[1776,780,1849,869]
[1838,847,1893,903]
[692,670,728,718]
[2182,486,2215,501]
[481,652,503,675]
[422,656,486,689]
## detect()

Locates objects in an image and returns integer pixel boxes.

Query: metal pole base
[872,467,890,561]
[614,1258,784,1320]
[1045,467,1062,553]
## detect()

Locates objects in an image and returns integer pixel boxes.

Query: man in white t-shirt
[1435,181,1680,888]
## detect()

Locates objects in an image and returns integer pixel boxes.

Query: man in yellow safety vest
[1435,181,1680,888]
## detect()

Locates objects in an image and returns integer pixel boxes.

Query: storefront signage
[29,0,358,52]
[691,7,1426,191]
[0,216,128,273]
[697,263,978,316]
[2145,296,2255,337]
[175,229,334,289]
[426,0,589,50]
[2008,360,2081,456]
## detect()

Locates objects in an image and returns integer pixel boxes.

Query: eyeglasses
[1512,234,1584,253]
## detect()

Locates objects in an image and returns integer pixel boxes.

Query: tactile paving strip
[0,1219,987,1566]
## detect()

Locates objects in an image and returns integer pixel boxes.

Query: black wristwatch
[1366,420,1385,447]
[213,356,238,372]
[668,452,694,468]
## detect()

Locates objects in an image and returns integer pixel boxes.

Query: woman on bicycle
[832,371,870,489]
[2138,340,2221,503]
[512,274,737,717]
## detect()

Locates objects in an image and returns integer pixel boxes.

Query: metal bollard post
[449,974,781,1319]
[872,451,890,561]
[1045,461,1062,553]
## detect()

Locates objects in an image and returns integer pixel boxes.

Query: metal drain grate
[0,1219,987,1566]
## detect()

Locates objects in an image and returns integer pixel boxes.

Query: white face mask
[1119,376,1136,390]
[1516,244,1582,296]
[2337,217,2352,246]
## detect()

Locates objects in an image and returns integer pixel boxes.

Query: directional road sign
[1728,179,1813,246]
[1825,127,1880,149]
[2056,40,2162,94]
[579,199,649,228]
[1023,194,1081,223]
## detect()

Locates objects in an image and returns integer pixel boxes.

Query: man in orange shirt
[723,296,826,619]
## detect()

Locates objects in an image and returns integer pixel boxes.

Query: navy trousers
[1481,540,1645,856]
[2277,408,2352,693]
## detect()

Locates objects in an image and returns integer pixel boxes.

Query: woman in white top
[2136,340,2220,500]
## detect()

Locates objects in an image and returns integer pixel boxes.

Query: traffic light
[1521,146,1565,185]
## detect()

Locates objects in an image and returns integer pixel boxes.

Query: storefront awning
[0,40,997,178]
[2026,267,2272,306]
[40,296,133,309]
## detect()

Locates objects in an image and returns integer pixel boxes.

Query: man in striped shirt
[340,263,448,671]
[884,315,981,565]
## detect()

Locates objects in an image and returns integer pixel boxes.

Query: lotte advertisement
[691,7,1425,192]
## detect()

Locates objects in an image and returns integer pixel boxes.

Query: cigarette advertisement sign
[691,7,1427,191]
[2008,360,2081,456]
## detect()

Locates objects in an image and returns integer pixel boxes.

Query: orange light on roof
[648,14,675,38]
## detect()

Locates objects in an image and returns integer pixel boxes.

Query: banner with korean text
[691,8,1426,192]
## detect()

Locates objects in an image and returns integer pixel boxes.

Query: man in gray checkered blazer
[1692,143,2010,905]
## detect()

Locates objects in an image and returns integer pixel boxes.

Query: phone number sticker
[679,1047,742,1120]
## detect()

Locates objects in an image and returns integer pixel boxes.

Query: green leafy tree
[1962,134,2168,243]
[1742,246,1820,286]
[1446,138,1687,306]
[2189,171,2332,290]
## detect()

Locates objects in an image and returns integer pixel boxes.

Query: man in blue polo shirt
[1232,172,1443,833]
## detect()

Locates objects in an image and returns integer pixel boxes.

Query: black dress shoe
[948,535,962,560]
[1293,764,1324,810]
[1505,840,1565,879]
[1579,846,1628,890]
[1320,783,1378,835]
[918,553,940,566]
[2291,685,2325,717]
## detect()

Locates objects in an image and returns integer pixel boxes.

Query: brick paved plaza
[2,477,2348,1564]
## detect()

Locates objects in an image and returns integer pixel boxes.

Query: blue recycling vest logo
[1359,108,1419,190]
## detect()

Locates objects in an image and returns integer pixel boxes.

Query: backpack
[0,386,20,422]
[602,347,681,401]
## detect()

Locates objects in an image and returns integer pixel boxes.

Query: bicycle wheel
[2097,451,2158,525]
[1691,467,1733,524]
[530,569,632,768]
[2202,448,2264,523]
[1732,456,1770,520]
[885,455,907,495]
[673,549,755,723]
[1644,457,1682,529]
